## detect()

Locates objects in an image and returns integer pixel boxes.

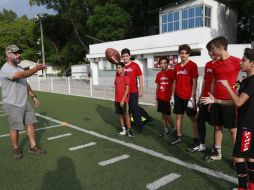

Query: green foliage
[0,12,37,67]
[87,3,130,41]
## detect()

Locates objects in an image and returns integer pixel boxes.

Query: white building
[86,0,251,87]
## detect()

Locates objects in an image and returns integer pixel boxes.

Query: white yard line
[0,124,62,138]
[68,142,96,151]
[35,113,238,184]
[47,133,72,140]
[98,154,130,166]
[146,173,181,190]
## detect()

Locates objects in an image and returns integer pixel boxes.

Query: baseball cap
[5,44,23,54]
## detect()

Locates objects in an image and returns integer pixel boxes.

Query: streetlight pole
[36,14,46,77]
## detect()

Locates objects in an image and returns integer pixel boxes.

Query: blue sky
[0,0,55,19]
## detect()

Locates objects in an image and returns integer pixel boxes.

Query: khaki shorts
[3,102,37,130]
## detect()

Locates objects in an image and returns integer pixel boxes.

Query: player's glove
[187,97,195,108]
[170,97,175,107]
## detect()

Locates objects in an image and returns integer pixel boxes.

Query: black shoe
[159,130,170,137]
[170,137,183,145]
[127,129,134,138]
[29,145,46,155]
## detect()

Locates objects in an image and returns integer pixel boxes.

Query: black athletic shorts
[115,102,129,115]
[209,103,236,129]
[157,99,171,115]
[233,126,254,159]
[197,104,210,122]
[173,95,197,117]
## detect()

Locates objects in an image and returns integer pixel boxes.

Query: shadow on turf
[96,104,119,131]
[40,156,82,190]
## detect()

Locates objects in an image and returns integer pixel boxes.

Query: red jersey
[174,60,199,100]
[155,69,175,101]
[201,61,213,97]
[124,62,142,93]
[212,56,240,99]
[114,74,129,103]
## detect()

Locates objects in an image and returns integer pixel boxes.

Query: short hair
[178,44,191,54]
[209,36,228,50]
[159,57,169,64]
[244,48,254,62]
[206,41,212,51]
[121,48,130,55]
[116,62,125,68]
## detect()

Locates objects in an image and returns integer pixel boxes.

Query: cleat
[170,137,183,145]
[127,129,134,138]
[205,150,222,162]
[29,145,45,155]
[159,130,170,137]
[117,127,127,136]
[13,147,22,160]
[187,145,201,153]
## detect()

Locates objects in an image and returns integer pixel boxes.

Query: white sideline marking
[0,124,62,138]
[47,133,72,140]
[69,142,96,151]
[35,113,238,184]
[98,154,130,166]
[146,173,181,190]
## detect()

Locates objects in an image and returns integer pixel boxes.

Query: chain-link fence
[25,76,204,105]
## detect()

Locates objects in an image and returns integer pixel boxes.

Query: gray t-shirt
[0,62,28,107]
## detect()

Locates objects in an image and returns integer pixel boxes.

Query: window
[161,4,211,33]
[161,11,179,33]
[205,6,211,27]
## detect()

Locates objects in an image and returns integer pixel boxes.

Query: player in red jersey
[205,36,241,162]
[155,57,176,137]
[171,44,199,147]
[201,48,254,190]
[191,42,220,152]
[114,62,134,138]
[121,48,144,133]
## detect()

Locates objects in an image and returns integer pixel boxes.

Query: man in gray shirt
[0,44,47,160]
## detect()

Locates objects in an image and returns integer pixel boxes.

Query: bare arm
[12,64,47,80]
[27,83,40,108]
[191,78,197,98]
[120,84,129,107]
[220,80,250,107]
[138,76,143,97]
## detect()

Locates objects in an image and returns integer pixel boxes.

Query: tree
[87,3,130,41]
[0,12,37,67]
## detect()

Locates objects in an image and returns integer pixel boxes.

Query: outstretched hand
[200,92,215,105]
[35,64,47,71]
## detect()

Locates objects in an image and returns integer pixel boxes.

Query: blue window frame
[161,4,211,33]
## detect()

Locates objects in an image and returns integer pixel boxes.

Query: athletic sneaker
[29,145,45,155]
[205,149,222,162]
[127,129,134,138]
[188,144,206,153]
[170,137,183,145]
[159,130,170,137]
[13,147,22,160]
[117,127,127,136]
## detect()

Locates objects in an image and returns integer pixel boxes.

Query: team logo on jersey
[206,69,213,73]
[125,68,133,73]
[177,70,187,75]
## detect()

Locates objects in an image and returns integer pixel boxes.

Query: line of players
[114,36,254,190]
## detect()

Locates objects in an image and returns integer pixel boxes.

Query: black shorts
[115,102,129,115]
[157,99,171,115]
[209,103,236,129]
[197,104,210,122]
[173,95,197,117]
[233,126,254,159]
